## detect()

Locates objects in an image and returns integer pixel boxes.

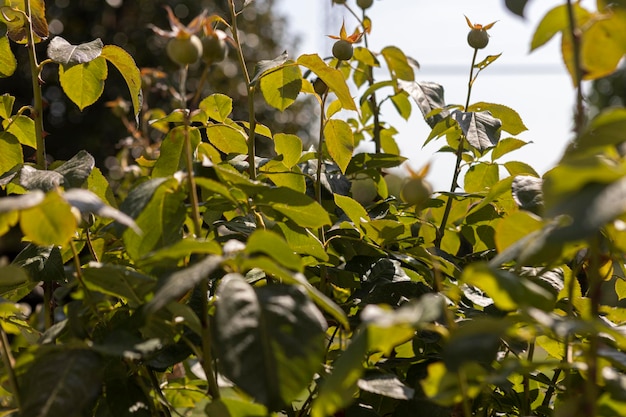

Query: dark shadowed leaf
[146,255,222,313]
[215,275,327,411]
[13,243,64,283]
[19,348,103,417]
[82,263,156,307]
[443,318,511,371]
[452,110,501,152]
[47,37,103,65]
[512,175,544,215]
[399,80,447,127]
[205,398,268,417]
[0,265,34,301]
[53,150,95,188]
[505,0,529,17]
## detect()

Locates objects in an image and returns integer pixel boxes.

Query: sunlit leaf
[574,107,626,152]
[101,45,142,120]
[297,54,357,111]
[254,187,331,228]
[495,210,543,252]
[381,46,414,81]
[2,0,48,43]
[4,114,35,148]
[464,162,499,193]
[215,275,327,411]
[245,229,303,272]
[504,160,539,177]
[0,132,23,175]
[259,62,302,111]
[152,126,201,178]
[198,93,233,123]
[59,56,107,111]
[20,191,76,246]
[468,102,527,135]
[47,37,103,65]
[334,194,368,229]
[205,124,248,155]
[491,137,529,161]
[324,119,354,174]
[251,51,289,85]
[274,133,302,168]
[0,264,33,301]
[0,36,16,77]
[0,93,15,119]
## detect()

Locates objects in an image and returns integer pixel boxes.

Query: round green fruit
[201,31,228,64]
[400,177,433,207]
[333,0,347,3]
[313,78,328,96]
[351,174,378,205]
[467,28,489,49]
[357,0,373,9]
[166,35,203,66]
[332,39,354,61]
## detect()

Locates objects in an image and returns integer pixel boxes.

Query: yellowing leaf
[297,54,356,111]
[324,119,354,174]
[101,45,142,119]
[2,0,48,43]
[259,62,302,111]
[59,57,108,111]
[0,37,16,77]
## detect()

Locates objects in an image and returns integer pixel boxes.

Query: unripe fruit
[313,78,328,96]
[351,174,378,205]
[467,28,489,49]
[166,35,203,65]
[201,31,227,64]
[400,177,433,208]
[333,0,347,3]
[332,39,353,61]
[357,0,373,9]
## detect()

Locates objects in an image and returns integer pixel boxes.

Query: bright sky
[276,0,596,190]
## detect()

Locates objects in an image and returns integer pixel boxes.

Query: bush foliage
[2,0,626,416]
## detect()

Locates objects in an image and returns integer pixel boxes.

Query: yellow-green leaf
[2,0,48,43]
[4,114,35,148]
[324,119,354,174]
[199,93,233,123]
[381,46,414,81]
[0,36,16,77]
[59,56,107,111]
[494,210,542,252]
[0,131,23,174]
[101,45,141,119]
[205,124,248,155]
[20,191,76,246]
[297,54,356,111]
[259,62,302,111]
[468,102,527,135]
[274,133,302,168]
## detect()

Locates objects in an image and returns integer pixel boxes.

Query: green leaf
[205,398,269,417]
[494,210,542,252]
[4,114,35,148]
[504,160,538,177]
[0,132,23,175]
[205,124,248,155]
[274,133,302,168]
[399,80,447,128]
[530,4,589,51]
[346,153,407,174]
[101,45,142,120]
[62,189,139,233]
[245,229,303,272]
[198,93,233,123]
[464,162,499,193]
[390,91,412,120]
[443,318,510,371]
[153,126,201,178]
[146,255,222,313]
[505,0,529,17]
[0,93,15,119]
[254,187,331,228]
[468,102,527,135]
[54,150,95,188]
[381,46,414,81]
[47,37,103,65]
[473,54,502,71]
[13,243,64,284]
[461,262,555,311]
[123,178,186,259]
[312,330,367,417]
[511,175,543,214]
[274,222,328,261]
[215,275,327,411]
[116,177,168,228]
[0,36,16,77]
[297,54,356,111]
[19,349,103,417]
[578,10,626,81]
[20,191,77,246]
[0,265,34,301]
[259,62,302,111]
[250,51,289,84]
[136,238,221,268]
[59,56,107,111]
[324,119,354,174]
[452,110,501,152]
[334,194,368,229]
[82,263,155,307]
[491,137,529,161]
[574,108,626,153]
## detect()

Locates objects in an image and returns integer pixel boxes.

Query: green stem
[566,0,585,135]
[523,341,535,416]
[435,47,478,249]
[199,278,220,399]
[25,0,46,169]
[0,324,20,410]
[457,367,473,417]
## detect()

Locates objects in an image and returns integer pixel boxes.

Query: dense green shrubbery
[2,0,626,416]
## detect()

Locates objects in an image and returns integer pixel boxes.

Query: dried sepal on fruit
[328,21,365,61]
[464,15,497,50]
[149,6,208,66]
[400,163,433,208]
